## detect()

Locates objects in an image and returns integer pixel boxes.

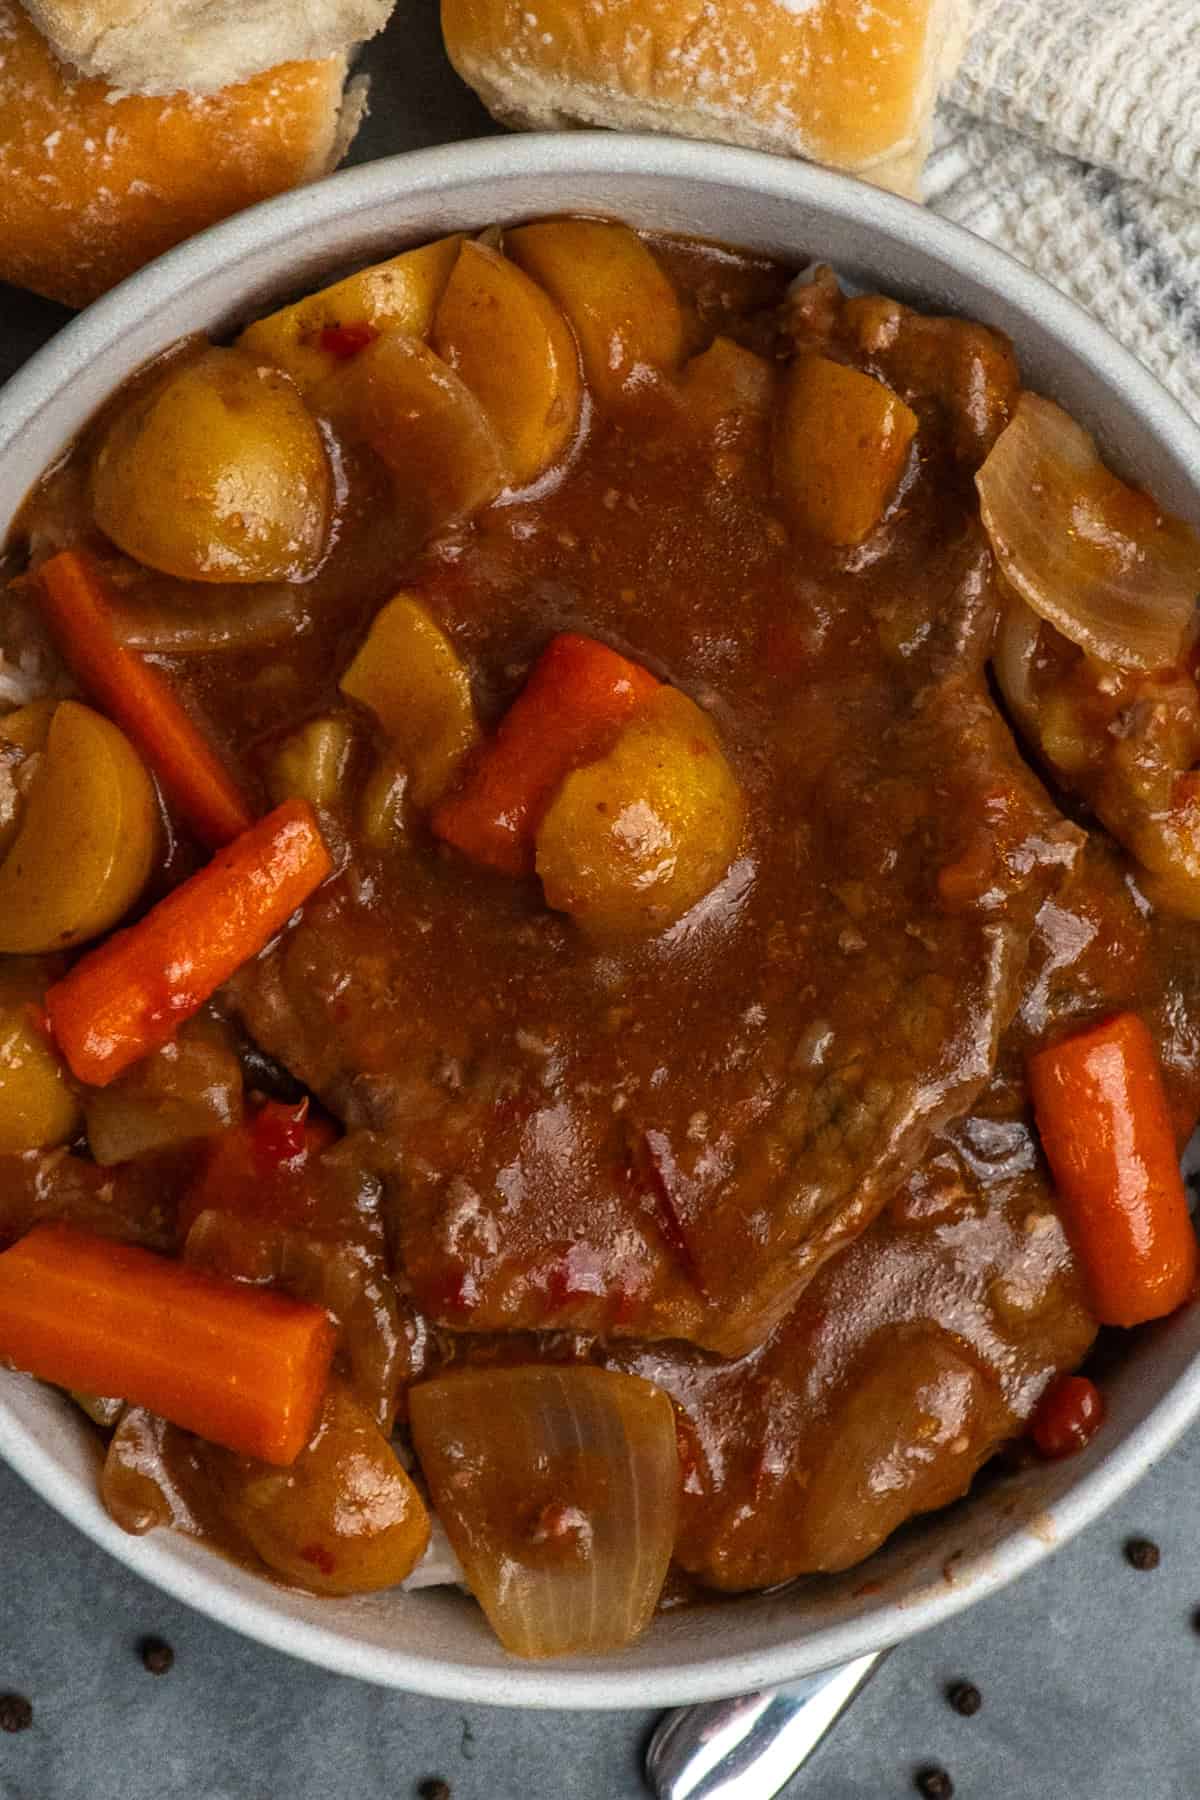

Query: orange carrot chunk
[1028,1011,1198,1327]
[0,1222,334,1464]
[432,633,660,875]
[46,798,332,1088]
[37,550,256,849]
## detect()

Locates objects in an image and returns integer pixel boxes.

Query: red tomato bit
[1030,1374,1106,1460]
[316,322,379,360]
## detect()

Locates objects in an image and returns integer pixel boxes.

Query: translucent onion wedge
[976,393,1200,670]
[85,1016,243,1167]
[101,1407,198,1536]
[109,585,308,656]
[409,1366,680,1658]
[992,591,1043,738]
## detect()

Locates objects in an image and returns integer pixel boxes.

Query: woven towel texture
[929,0,1200,416]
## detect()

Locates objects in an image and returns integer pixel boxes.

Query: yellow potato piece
[267,715,354,811]
[506,220,685,403]
[536,686,744,937]
[238,235,463,393]
[341,593,479,808]
[0,967,79,1155]
[0,699,56,861]
[774,352,918,547]
[209,1380,430,1596]
[0,700,158,954]
[357,754,410,850]
[0,699,55,753]
[92,346,332,584]
[328,333,509,535]
[678,337,776,435]
[432,239,582,486]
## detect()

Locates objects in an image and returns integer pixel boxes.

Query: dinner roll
[441,0,970,197]
[20,0,394,96]
[0,1,366,308]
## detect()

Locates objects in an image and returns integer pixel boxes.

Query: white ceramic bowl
[2,134,1200,1710]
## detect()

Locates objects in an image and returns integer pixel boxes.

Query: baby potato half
[92,347,333,585]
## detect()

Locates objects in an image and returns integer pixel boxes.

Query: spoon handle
[644,1650,885,1800]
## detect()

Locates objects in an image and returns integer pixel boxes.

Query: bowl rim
[3,129,1200,1709]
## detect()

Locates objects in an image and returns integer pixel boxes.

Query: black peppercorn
[1124,1537,1161,1571]
[915,1768,954,1799]
[946,1679,982,1717]
[417,1781,451,1800]
[0,1694,32,1734]
[138,1636,175,1675]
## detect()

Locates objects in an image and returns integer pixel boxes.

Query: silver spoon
[644,1650,885,1799]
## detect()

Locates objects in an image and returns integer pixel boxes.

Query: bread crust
[442,0,969,196]
[0,2,364,307]
[21,0,394,95]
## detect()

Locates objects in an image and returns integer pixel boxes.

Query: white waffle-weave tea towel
[927,0,1200,417]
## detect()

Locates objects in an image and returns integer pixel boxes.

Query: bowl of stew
[1,132,1200,1708]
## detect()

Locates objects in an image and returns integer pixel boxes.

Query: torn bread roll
[441,0,970,197]
[0,1,366,308]
[20,0,394,96]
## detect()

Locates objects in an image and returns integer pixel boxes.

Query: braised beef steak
[233,399,1079,1355]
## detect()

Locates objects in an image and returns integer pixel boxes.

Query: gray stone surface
[2,9,1200,1797]
[0,1438,1198,1800]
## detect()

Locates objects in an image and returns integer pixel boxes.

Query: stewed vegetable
[83,1016,244,1167]
[0,966,79,1154]
[0,699,157,953]
[0,1224,335,1464]
[536,685,745,935]
[433,633,662,874]
[326,333,509,532]
[37,551,255,848]
[92,348,333,585]
[238,234,463,392]
[506,219,685,402]
[203,1380,429,1595]
[977,393,1200,670]
[774,352,917,545]
[1028,1013,1198,1326]
[411,1368,680,1657]
[340,593,479,808]
[46,798,332,1086]
[432,239,582,485]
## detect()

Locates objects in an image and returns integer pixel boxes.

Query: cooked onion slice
[992,590,1043,737]
[101,1407,197,1536]
[409,1366,680,1658]
[977,394,1200,670]
[108,586,308,655]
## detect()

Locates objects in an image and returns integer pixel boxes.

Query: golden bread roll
[441,0,969,196]
[20,0,394,96]
[0,2,366,308]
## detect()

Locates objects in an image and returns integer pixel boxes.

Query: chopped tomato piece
[315,322,379,360]
[1030,1374,1106,1460]
[179,1099,339,1243]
